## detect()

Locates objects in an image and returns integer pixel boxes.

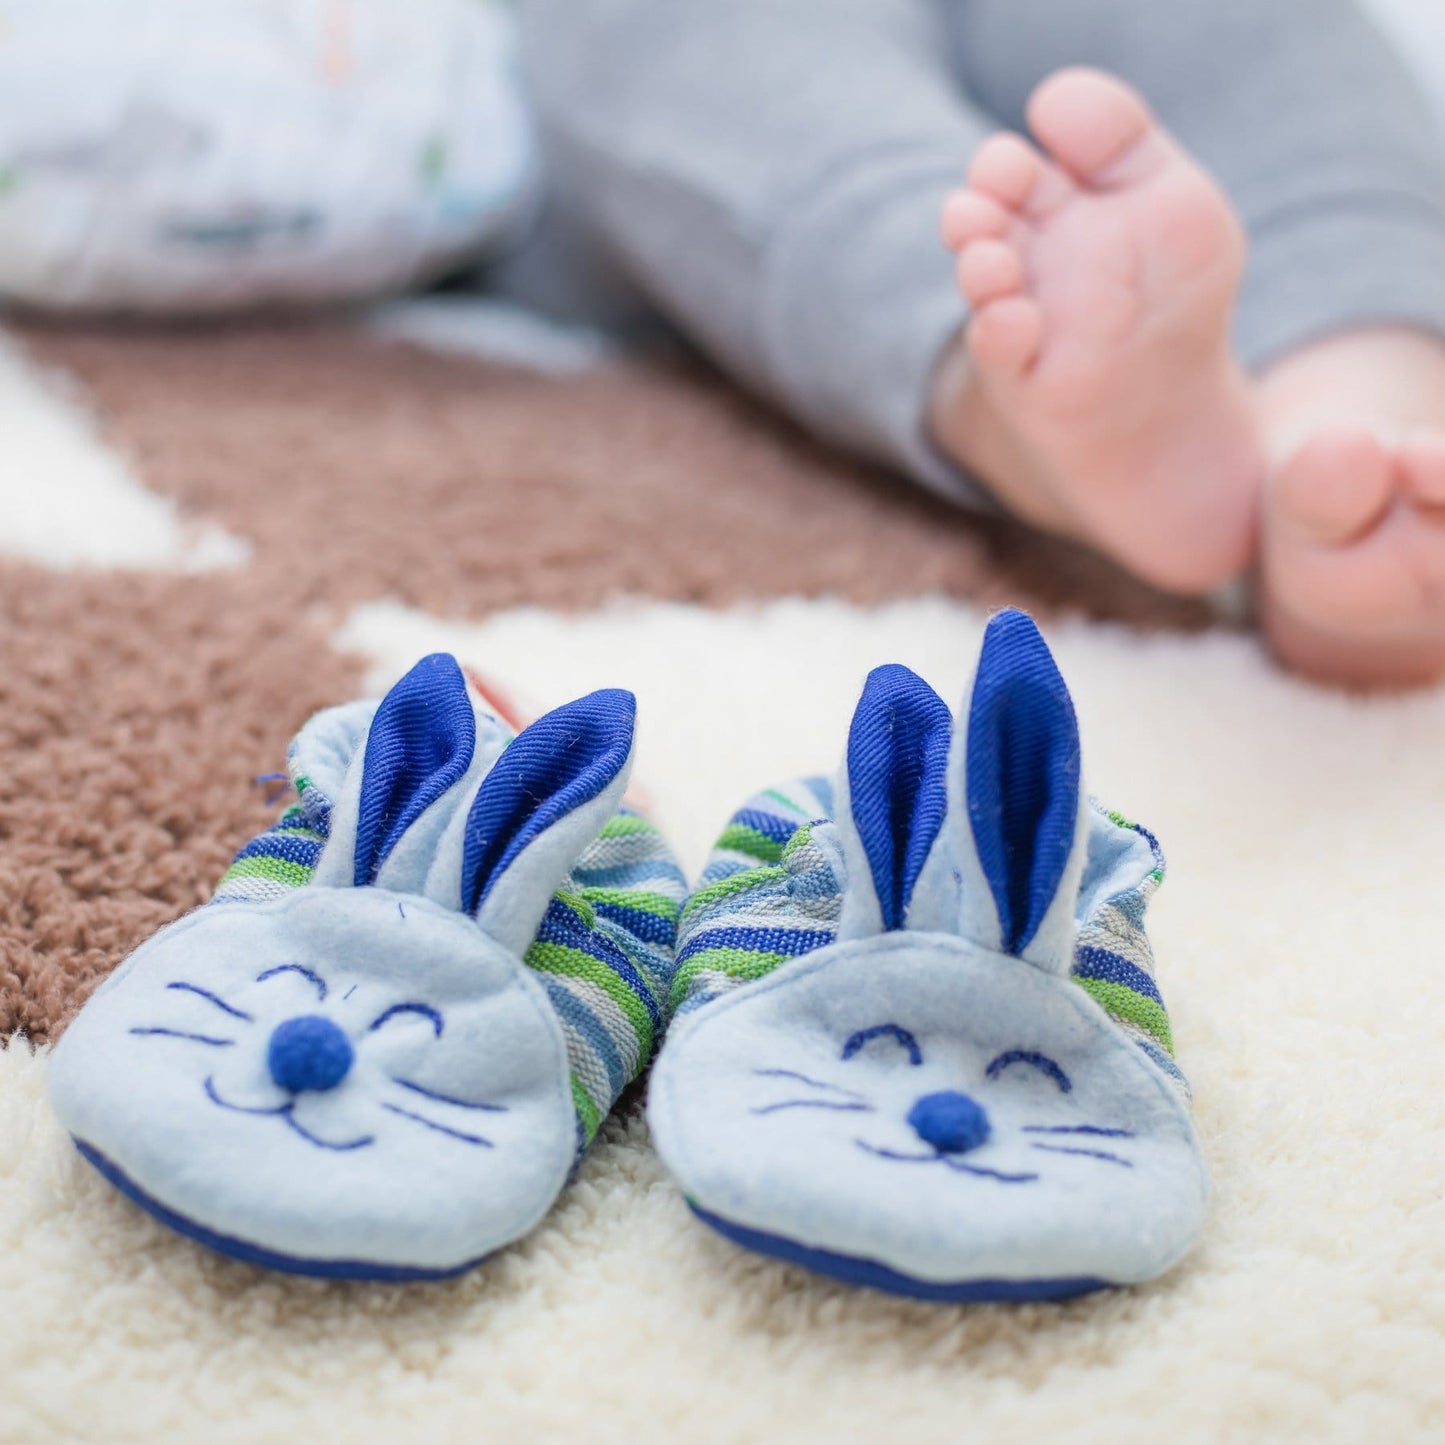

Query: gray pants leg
[519,0,1445,504]
[518,0,987,500]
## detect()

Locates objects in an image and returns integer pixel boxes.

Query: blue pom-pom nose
[267,1015,354,1093]
[907,1091,991,1154]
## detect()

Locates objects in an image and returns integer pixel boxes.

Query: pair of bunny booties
[49,611,1207,1298]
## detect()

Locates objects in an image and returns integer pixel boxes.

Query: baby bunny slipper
[49,654,685,1279]
[649,609,1207,1302]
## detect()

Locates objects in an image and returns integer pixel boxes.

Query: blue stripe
[677,924,835,964]
[1072,946,1164,1006]
[535,901,665,1036]
[1137,1039,1188,1085]
[564,861,674,890]
[800,775,836,816]
[590,901,676,947]
[732,808,804,844]
[697,859,758,887]
[592,919,674,1002]
[542,980,627,1101]
[231,832,324,867]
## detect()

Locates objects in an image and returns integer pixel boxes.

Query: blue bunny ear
[961,610,1083,961]
[460,688,636,952]
[838,664,952,934]
[352,654,477,887]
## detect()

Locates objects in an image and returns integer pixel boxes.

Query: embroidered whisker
[853,1141,944,1164]
[1022,1124,1134,1138]
[391,1078,507,1111]
[130,1028,235,1046]
[1029,1143,1133,1167]
[751,1099,874,1115]
[752,1067,868,1099]
[381,1103,493,1146]
[165,981,253,1021]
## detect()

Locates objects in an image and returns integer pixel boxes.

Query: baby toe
[967,296,1043,377]
[1270,430,1396,546]
[967,133,1073,218]
[940,190,1013,251]
[1026,67,1165,187]
[955,239,1026,307]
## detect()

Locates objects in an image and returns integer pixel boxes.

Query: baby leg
[518,0,996,500]
[950,0,1445,683]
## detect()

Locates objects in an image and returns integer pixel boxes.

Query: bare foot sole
[1259,427,1445,688]
[931,67,1261,594]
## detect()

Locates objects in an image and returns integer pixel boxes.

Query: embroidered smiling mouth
[853,1139,1041,1183]
[202,1076,502,1152]
[203,1076,376,1152]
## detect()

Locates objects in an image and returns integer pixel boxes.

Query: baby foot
[931,68,1261,593]
[1259,429,1445,687]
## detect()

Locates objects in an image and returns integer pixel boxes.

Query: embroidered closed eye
[256,963,328,1000]
[369,1002,444,1036]
[984,1049,1071,1092]
[840,1023,922,1065]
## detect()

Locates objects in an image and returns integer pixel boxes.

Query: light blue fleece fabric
[48,655,643,1279]
[648,611,1209,1297]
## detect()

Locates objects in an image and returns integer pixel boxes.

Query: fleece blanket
[0,312,1441,1443]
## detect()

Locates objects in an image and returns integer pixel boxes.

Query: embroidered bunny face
[651,935,1205,1294]
[50,654,641,1278]
[54,888,574,1275]
[649,611,1209,1299]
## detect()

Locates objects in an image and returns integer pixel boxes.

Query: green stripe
[680,865,785,922]
[762,788,810,817]
[669,947,791,1010]
[780,822,816,862]
[525,941,655,1054]
[598,813,658,840]
[219,855,313,888]
[570,1074,601,1144]
[553,891,597,927]
[714,823,787,864]
[1074,978,1174,1055]
[578,887,680,922]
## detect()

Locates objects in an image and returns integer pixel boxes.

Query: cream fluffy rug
[5,599,1444,1442]
[3,325,1443,1443]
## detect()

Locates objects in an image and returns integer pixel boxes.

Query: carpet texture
[1,317,1440,1443]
